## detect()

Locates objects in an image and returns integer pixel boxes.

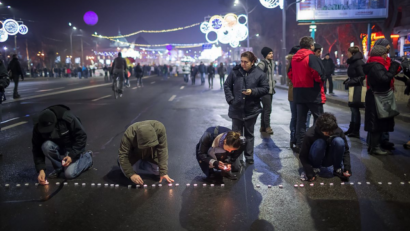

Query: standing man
[7,54,24,99]
[32,105,93,184]
[207,62,215,89]
[117,120,174,185]
[198,62,206,85]
[288,36,325,152]
[314,44,322,57]
[182,62,190,83]
[322,53,335,95]
[257,47,276,135]
[111,52,127,94]
[191,63,198,85]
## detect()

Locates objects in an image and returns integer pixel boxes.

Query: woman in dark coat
[344,47,365,138]
[363,45,401,155]
[223,51,269,164]
[134,63,143,87]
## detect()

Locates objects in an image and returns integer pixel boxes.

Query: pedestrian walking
[7,54,25,99]
[207,62,215,89]
[198,62,206,85]
[288,36,326,152]
[111,52,127,94]
[135,63,143,87]
[191,63,198,85]
[218,62,227,89]
[322,53,336,95]
[224,51,269,164]
[257,47,276,135]
[344,47,365,138]
[181,62,190,83]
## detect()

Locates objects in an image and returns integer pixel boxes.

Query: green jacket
[118,120,168,178]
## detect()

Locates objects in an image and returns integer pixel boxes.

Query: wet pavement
[1,75,410,231]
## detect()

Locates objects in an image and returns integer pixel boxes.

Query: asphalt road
[1,75,410,231]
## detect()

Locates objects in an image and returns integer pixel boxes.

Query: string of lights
[92,22,201,39]
[107,38,206,48]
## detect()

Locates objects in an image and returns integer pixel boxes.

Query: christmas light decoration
[259,0,281,9]
[92,22,200,39]
[18,24,28,35]
[0,28,8,42]
[106,38,206,48]
[84,11,99,26]
[3,19,19,35]
[200,13,248,48]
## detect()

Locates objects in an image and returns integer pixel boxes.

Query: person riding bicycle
[111,52,127,95]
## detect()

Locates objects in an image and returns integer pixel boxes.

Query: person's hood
[285,54,294,61]
[346,52,364,65]
[136,123,159,149]
[292,48,314,62]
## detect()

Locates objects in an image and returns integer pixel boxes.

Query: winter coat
[111,56,127,72]
[288,48,326,104]
[366,56,401,90]
[257,59,276,94]
[299,125,351,179]
[218,65,227,76]
[363,56,400,132]
[286,54,294,101]
[196,126,243,167]
[322,58,335,76]
[32,105,87,172]
[207,65,215,76]
[224,65,269,120]
[191,66,198,76]
[118,120,168,178]
[7,57,24,80]
[346,52,365,87]
[181,64,190,74]
[135,65,143,77]
[198,64,206,74]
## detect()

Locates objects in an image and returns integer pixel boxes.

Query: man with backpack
[257,47,276,134]
[32,105,93,185]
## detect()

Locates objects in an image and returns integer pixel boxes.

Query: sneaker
[333,168,348,181]
[265,127,274,135]
[13,94,21,99]
[49,169,63,179]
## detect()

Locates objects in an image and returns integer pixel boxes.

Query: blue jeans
[200,73,205,84]
[309,138,345,170]
[78,72,82,79]
[41,140,93,179]
[350,107,360,124]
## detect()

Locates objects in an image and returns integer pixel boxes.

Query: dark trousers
[220,74,225,88]
[13,77,19,96]
[324,75,333,93]
[296,103,324,147]
[232,116,258,161]
[208,75,214,88]
[191,74,196,85]
[309,138,345,170]
[350,107,361,124]
[261,94,273,128]
[137,77,143,86]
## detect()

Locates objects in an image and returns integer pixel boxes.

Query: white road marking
[132,87,137,89]
[0,117,20,124]
[2,75,157,105]
[36,87,65,92]
[2,121,27,130]
[151,82,155,84]
[67,83,80,85]
[180,86,185,89]
[168,95,176,101]
[91,95,112,102]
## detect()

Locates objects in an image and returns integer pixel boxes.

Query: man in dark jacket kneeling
[299,113,352,182]
[32,105,93,185]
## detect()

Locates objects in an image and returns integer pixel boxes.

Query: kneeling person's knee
[332,137,345,147]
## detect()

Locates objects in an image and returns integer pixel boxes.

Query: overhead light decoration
[3,19,19,35]
[0,29,8,42]
[199,45,222,60]
[200,13,248,48]
[19,24,28,35]
[260,0,281,9]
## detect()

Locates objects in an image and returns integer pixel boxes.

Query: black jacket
[7,57,24,79]
[134,65,143,77]
[322,58,335,76]
[363,59,400,132]
[196,126,243,166]
[346,52,365,87]
[32,105,87,172]
[111,56,127,72]
[198,64,206,74]
[191,66,198,76]
[207,65,215,75]
[224,65,269,120]
[299,125,351,179]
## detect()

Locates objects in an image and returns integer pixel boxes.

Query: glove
[394,75,409,84]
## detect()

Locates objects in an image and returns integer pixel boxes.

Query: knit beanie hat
[374,38,389,47]
[370,45,387,57]
[289,46,300,55]
[261,47,273,58]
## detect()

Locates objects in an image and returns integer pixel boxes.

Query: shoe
[246,159,254,164]
[13,94,21,99]
[344,122,354,136]
[265,127,274,135]
[49,169,63,179]
[221,171,238,180]
[404,142,410,150]
[369,147,389,155]
[381,141,394,150]
[333,168,348,181]
[260,127,265,132]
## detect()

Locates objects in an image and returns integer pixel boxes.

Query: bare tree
[378,0,401,57]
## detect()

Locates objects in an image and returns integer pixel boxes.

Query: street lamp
[69,25,78,67]
[68,22,72,27]
[233,0,250,48]
[3,47,7,51]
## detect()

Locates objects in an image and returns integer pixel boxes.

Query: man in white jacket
[181,62,190,83]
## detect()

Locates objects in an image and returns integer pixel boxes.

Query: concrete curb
[275,85,410,123]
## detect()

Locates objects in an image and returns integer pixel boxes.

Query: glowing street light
[69,22,72,27]
[73,26,77,30]
[3,46,7,51]
[256,34,259,37]
[7,5,10,8]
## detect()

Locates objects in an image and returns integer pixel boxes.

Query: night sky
[3,0,255,45]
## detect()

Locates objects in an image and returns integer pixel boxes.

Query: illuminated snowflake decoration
[3,19,19,35]
[200,13,248,48]
[0,28,8,42]
[260,0,281,9]
[19,24,28,35]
